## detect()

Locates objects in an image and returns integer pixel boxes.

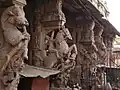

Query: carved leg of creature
[5,72,20,90]
[48,30,60,59]
[7,42,23,61]
[67,44,77,59]
[56,58,65,71]
[22,26,30,60]
[60,60,76,72]
[22,40,29,60]
[1,42,23,73]
[0,80,5,90]
[48,48,60,59]
[58,44,77,72]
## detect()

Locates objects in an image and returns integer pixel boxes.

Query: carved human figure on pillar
[41,0,66,27]
[80,19,95,44]
[0,4,30,90]
[80,19,98,51]
[94,25,107,64]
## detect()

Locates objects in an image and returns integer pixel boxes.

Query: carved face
[8,6,29,29]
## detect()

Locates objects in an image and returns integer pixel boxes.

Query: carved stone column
[32,0,77,89]
[0,0,30,90]
[32,0,66,67]
[72,19,98,89]
[80,19,98,68]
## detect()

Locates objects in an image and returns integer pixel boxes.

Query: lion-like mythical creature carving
[46,26,77,88]
[1,5,30,60]
[1,5,30,70]
[0,5,30,90]
[43,26,77,71]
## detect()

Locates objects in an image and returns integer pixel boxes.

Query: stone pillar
[72,19,98,89]
[0,0,29,90]
[31,0,77,89]
[32,0,66,67]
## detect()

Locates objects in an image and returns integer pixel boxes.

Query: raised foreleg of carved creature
[48,47,60,59]
[67,44,78,60]
[21,26,30,60]
[0,5,30,73]
[1,27,30,73]
[48,30,60,59]
[1,42,23,73]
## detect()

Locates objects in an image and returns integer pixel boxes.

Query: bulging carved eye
[8,11,15,16]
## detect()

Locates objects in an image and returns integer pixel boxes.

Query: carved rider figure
[44,26,77,71]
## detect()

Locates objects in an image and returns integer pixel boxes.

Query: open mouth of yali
[16,24,25,32]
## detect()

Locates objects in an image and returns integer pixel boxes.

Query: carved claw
[23,48,28,60]
[56,52,61,59]
[56,55,60,59]
[23,53,28,61]
[23,56,28,61]
[6,55,10,61]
